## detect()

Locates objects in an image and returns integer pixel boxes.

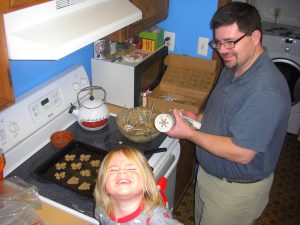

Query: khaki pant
[195,166,274,225]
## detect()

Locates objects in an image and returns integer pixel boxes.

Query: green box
[139,27,164,48]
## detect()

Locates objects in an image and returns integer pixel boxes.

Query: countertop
[36,202,93,225]
[262,21,300,39]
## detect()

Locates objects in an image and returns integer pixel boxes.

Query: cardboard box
[139,27,164,51]
[148,54,218,114]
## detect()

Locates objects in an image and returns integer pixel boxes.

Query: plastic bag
[0,176,48,225]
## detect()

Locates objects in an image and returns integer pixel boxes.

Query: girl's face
[105,151,144,201]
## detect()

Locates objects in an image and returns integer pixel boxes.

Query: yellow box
[142,38,156,52]
[148,54,218,114]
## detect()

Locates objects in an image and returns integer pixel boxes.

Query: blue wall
[10,44,93,97]
[10,0,217,98]
[159,0,217,58]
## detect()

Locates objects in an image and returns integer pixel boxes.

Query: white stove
[0,65,180,223]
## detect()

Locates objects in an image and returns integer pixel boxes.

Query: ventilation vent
[56,0,86,9]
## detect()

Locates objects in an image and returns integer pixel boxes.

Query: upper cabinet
[0,0,167,110]
[105,0,169,42]
[6,0,48,10]
[0,0,49,110]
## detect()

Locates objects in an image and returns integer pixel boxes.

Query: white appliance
[0,65,180,224]
[262,22,300,135]
[91,46,168,108]
[3,0,142,60]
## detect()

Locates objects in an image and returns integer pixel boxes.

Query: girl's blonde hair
[94,146,164,215]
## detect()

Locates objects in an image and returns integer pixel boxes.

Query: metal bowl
[116,107,160,143]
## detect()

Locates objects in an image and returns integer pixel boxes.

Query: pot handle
[77,86,106,107]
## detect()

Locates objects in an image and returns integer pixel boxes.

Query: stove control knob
[284,47,290,52]
[80,78,89,87]
[73,82,81,91]
[9,122,19,133]
[285,38,294,44]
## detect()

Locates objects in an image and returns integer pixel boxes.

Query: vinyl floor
[173,133,300,225]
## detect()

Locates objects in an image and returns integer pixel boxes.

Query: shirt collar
[226,49,268,84]
[109,203,144,223]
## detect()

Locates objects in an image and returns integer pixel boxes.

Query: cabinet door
[105,0,169,42]
[0,0,49,110]
[0,6,14,110]
[7,0,48,10]
[174,140,196,210]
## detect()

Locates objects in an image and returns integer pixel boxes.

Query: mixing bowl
[116,107,160,143]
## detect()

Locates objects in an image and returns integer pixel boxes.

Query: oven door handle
[164,143,180,179]
[144,147,167,156]
[154,143,180,180]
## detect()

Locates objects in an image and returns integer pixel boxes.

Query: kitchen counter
[36,202,93,225]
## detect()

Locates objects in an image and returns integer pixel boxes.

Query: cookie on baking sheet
[54,172,66,180]
[71,162,82,170]
[55,162,67,170]
[80,169,91,177]
[79,154,91,161]
[90,159,100,167]
[78,182,91,190]
[67,176,80,185]
[65,154,76,161]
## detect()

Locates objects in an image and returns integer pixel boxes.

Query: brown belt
[201,166,262,184]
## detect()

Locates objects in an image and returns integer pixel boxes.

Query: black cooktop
[68,116,167,155]
[9,116,167,218]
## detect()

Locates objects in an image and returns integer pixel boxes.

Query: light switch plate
[197,37,209,56]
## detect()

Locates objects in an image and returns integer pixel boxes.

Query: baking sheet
[35,141,108,198]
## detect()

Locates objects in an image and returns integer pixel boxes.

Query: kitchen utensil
[69,86,109,131]
[50,130,74,148]
[116,107,160,143]
[154,111,201,133]
[149,101,155,122]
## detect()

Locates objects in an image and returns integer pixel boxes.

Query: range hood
[3,0,142,60]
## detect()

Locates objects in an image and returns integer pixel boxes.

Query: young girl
[93,146,183,225]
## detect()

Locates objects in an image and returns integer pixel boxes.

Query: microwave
[91,46,168,108]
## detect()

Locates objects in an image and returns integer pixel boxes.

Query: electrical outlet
[197,37,209,56]
[164,31,175,51]
[274,7,281,19]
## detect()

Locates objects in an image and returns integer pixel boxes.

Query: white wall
[233,0,300,27]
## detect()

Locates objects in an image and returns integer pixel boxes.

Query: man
[166,2,291,225]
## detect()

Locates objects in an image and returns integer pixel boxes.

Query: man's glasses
[209,32,250,50]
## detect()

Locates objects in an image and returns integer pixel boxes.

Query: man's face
[214,23,259,73]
